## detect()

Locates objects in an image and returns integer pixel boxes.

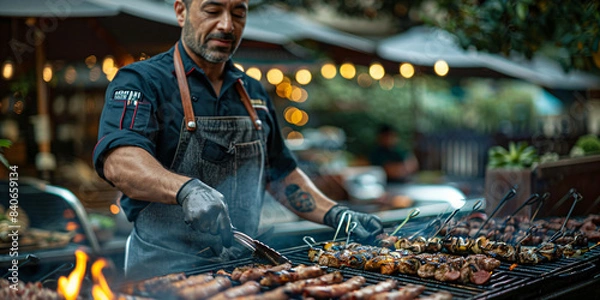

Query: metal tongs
[233,229,292,265]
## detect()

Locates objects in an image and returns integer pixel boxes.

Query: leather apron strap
[173,42,262,132]
[174,42,196,132]
[235,78,263,131]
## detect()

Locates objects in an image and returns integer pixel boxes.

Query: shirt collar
[173,41,244,83]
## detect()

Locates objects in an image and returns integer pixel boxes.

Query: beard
[182,18,239,63]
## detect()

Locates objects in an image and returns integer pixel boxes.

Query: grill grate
[185,242,600,300]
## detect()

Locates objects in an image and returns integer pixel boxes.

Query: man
[93,0,382,280]
[369,125,419,183]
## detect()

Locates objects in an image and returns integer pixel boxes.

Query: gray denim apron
[125,43,266,280]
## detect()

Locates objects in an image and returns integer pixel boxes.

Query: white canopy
[378,26,600,90]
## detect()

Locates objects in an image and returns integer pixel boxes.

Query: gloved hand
[323,205,383,243]
[177,179,234,249]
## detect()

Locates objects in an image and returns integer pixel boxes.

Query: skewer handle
[473,186,517,238]
[430,208,460,238]
[391,208,420,236]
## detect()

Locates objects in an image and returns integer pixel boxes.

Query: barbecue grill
[181,224,600,300]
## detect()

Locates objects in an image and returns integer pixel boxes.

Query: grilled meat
[208,281,261,300]
[340,279,397,300]
[417,291,453,300]
[259,265,326,287]
[177,276,232,300]
[303,276,366,298]
[368,284,426,300]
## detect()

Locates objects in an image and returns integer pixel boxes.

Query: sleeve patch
[113,90,142,102]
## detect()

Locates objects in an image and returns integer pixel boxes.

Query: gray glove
[323,205,383,243]
[176,179,234,248]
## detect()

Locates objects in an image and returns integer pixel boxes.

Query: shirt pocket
[108,100,152,132]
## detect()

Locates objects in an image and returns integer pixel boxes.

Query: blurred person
[93,0,382,280]
[369,125,419,183]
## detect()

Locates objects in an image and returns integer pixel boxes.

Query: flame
[57,250,88,300]
[91,258,115,300]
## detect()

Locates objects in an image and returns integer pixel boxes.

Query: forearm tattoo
[285,184,316,213]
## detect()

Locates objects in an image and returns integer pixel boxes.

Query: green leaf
[0,139,12,148]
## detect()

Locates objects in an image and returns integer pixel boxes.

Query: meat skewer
[120,272,187,296]
[309,243,500,284]
[340,279,397,300]
[368,284,426,300]
[391,208,421,236]
[282,271,344,295]
[501,193,540,229]
[208,281,261,300]
[177,276,232,300]
[231,272,345,300]
[543,192,583,245]
[472,186,517,238]
[232,263,293,283]
[303,276,366,298]
[429,208,460,239]
[259,265,326,287]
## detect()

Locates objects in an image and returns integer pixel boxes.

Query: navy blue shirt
[94,42,297,221]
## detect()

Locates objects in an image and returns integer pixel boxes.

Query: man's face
[181,0,248,63]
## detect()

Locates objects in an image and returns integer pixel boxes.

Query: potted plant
[484,141,539,218]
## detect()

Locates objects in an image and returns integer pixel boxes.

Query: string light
[295,68,312,85]
[339,63,356,79]
[246,67,262,81]
[399,63,415,78]
[267,68,284,85]
[369,62,385,80]
[321,63,337,79]
[434,60,449,76]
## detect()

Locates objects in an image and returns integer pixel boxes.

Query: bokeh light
[434,60,449,76]
[267,68,284,85]
[340,63,356,79]
[246,67,262,81]
[369,62,385,80]
[295,69,312,85]
[43,63,53,82]
[400,63,415,78]
[321,63,337,79]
